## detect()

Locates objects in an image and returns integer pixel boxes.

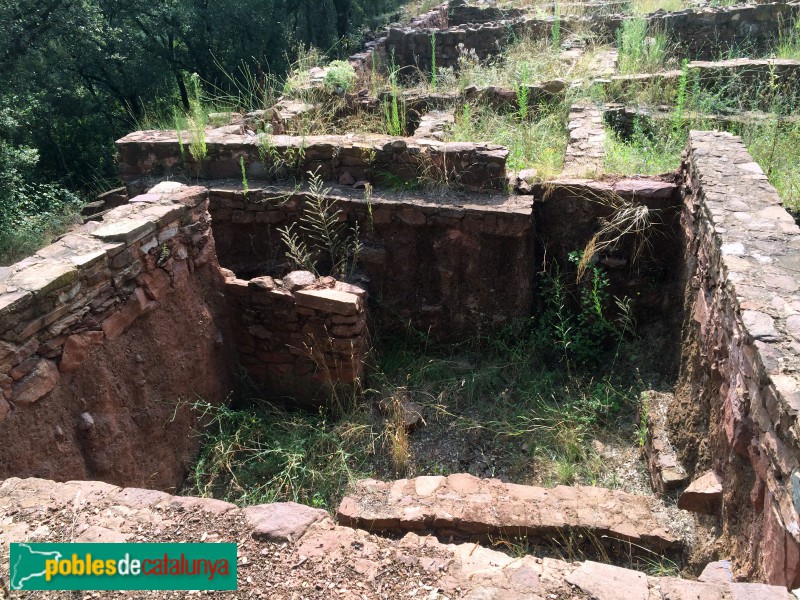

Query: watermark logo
[9,543,237,591]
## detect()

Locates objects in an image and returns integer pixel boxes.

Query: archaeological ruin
[3,0,800,597]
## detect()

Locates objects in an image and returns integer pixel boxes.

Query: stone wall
[532,177,684,358]
[606,58,800,107]
[648,2,800,61]
[671,130,800,588]
[348,3,449,75]
[207,184,534,337]
[386,3,800,72]
[448,0,525,25]
[0,182,234,492]
[117,131,509,193]
[223,270,368,403]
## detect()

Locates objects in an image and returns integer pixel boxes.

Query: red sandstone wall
[0,183,233,492]
[116,132,509,193]
[206,185,534,338]
[671,131,800,588]
[223,270,368,403]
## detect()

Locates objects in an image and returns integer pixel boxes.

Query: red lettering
[142,559,159,575]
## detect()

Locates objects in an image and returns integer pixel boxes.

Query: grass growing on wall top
[446,102,568,178]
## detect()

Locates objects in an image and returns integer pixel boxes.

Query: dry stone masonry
[117,131,509,193]
[563,103,607,178]
[206,183,534,337]
[8,2,800,593]
[672,131,800,588]
[642,391,690,496]
[383,2,800,73]
[606,58,800,109]
[337,474,681,555]
[0,182,233,490]
[223,270,368,403]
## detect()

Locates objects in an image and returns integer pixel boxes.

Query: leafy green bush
[0,137,82,264]
[537,252,633,370]
[323,60,357,93]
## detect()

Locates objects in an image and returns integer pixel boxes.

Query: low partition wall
[606,58,800,109]
[222,270,368,403]
[673,131,800,588]
[207,184,534,337]
[0,183,233,491]
[448,0,525,25]
[385,2,800,72]
[116,131,509,193]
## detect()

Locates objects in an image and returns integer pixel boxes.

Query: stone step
[337,473,681,555]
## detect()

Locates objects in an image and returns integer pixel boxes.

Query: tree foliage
[0,0,405,191]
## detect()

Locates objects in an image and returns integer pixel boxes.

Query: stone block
[60,331,105,373]
[565,561,648,600]
[101,288,155,340]
[295,289,361,316]
[678,470,723,515]
[244,502,329,542]
[93,219,157,244]
[9,261,79,296]
[283,271,317,291]
[11,359,59,406]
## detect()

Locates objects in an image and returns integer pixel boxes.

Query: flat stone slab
[243,502,328,543]
[337,474,681,553]
[566,561,649,600]
[0,477,794,599]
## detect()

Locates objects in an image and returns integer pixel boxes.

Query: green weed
[552,7,561,49]
[447,102,567,178]
[617,18,670,74]
[430,33,438,90]
[384,55,406,136]
[278,169,362,278]
[777,15,800,60]
[240,156,249,197]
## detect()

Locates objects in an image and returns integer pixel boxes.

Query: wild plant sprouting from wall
[543,184,659,282]
[278,169,362,279]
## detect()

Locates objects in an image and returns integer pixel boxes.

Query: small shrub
[278,169,362,278]
[323,60,357,93]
